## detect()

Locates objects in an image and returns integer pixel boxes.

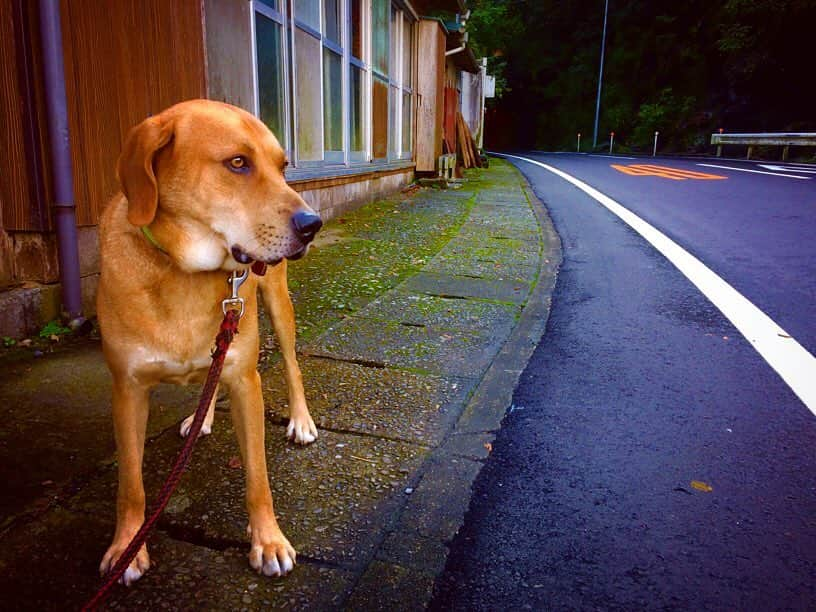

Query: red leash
[82,270,251,610]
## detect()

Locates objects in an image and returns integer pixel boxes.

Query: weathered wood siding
[0,0,53,233]
[415,19,445,172]
[60,0,206,226]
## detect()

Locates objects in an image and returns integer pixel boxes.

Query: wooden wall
[60,0,206,226]
[0,0,53,233]
[415,19,445,172]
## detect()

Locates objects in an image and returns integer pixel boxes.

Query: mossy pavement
[0,158,561,610]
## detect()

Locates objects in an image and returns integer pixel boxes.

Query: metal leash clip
[222,269,249,318]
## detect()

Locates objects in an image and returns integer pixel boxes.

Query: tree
[480,0,816,151]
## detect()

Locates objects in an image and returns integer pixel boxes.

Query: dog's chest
[132,330,244,385]
[149,354,214,385]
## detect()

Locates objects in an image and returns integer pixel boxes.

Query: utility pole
[592,0,609,149]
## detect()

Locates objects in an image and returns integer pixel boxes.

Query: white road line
[697,163,811,180]
[589,154,637,160]
[759,164,816,175]
[499,152,816,415]
[772,162,816,169]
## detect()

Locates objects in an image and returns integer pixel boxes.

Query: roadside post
[577,133,581,152]
[717,128,723,157]
[609,131,615,154]
[653,131,659,156]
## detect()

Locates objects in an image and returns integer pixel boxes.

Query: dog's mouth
[231,245,255,265]
[286,245,308,261]
[230,244,308,266]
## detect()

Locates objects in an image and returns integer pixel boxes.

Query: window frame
[386,4,414,161]
[347,0,370,163]
[250,0,417,175]
[251,0,292,156]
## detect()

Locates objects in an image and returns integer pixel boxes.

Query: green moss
[260,158,543,355]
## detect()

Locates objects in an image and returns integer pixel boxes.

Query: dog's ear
[117,115,174,227]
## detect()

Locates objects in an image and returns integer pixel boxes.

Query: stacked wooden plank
[455,112,483,168]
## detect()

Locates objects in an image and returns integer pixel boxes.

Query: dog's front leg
[179,382,218,438]
[100,378,151,585]
[228,369,297,577]
[259,262,317,445]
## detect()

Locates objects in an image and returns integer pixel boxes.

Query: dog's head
[117,99,321,272]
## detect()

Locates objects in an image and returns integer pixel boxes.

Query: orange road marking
[611,164,727,180]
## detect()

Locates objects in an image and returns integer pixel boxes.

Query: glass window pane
[390,8,398,80]
[294,0,320,31]
[256,13,286,146]
[402,19,412,87]
[324,0,340,43]
[350,65,364,152]
[323,48,342,152]
[350,0,362,59]
[371,0,389,75]
[372,76,388,158]
[402,91,411,153]
[295,27,323,160]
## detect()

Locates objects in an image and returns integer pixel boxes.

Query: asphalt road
[430,154,816,611]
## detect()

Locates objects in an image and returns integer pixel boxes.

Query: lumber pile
[455,111,483,169]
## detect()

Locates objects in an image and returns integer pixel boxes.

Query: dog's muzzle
[230,211,321,266]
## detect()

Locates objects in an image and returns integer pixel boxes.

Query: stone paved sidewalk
[0,158,560,611]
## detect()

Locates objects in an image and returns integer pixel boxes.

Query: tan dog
[96,99,321,585]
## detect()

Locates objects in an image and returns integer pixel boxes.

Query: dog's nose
[292,211,322,243]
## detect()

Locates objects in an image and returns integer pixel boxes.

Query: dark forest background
[469,0,816,153]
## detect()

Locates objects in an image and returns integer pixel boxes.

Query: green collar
[141,225,167,253]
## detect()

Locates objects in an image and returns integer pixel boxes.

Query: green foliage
[483,0,816,151]
[3,337,16,348]
[466,0,524,100]
[632,88,698,151]
[38,320,72,339]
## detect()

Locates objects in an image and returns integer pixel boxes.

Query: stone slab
[303,316,503,378]
[356,290,520,334]
[403,272,531,305]
[0,342,198,525]
[424,246,540,282]
[345,560,436,612]
[262,356,472,445]
[394,453,483,542]
[66,423,429,568]
[0,507,355,611]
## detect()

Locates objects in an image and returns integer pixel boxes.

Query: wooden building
[0,0,484,337]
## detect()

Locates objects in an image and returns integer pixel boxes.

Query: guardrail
[711,132,816,160]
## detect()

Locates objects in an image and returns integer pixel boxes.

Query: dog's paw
[247,523,297,577]
[286,414,318,445]
[99,542,150,586]
[179,411,214,438]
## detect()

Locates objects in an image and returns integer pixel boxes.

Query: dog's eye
[226,156,250,173]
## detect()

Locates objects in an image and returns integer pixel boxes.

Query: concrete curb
[345,164,563,609]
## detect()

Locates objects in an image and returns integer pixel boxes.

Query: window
[252,0,415,171]
[389,6,413,160]
[293,4,324,162]
[254,1,289,151]
[348,0,366,160]
[322,0,343,159]
[371,0,389,160]
[401,15,413,156]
